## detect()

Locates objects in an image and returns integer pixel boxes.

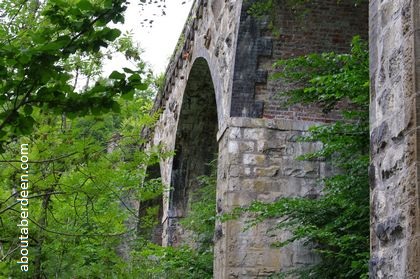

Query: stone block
[281,159,319,178]
[407,235,420,276]
[226,191,258,207]
[243,128,266,140]
[244,167,252,176]
[255,166,280,177]
[228,141,239,153]
[229,127,242,139]
[243,154,267,165]
[256,140,290,155]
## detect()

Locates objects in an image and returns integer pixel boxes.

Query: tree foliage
[0,0,176,277]
[237,36,369,278]
[0,0,148,152]
[130,243,213,279]
[133,160,217,278]
[0,91,169,278]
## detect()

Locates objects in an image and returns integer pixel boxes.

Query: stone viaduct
[146,0,420,278]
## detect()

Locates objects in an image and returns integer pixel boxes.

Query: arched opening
[168,58,218,246]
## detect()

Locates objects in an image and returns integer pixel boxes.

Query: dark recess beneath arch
[168,58,218,246]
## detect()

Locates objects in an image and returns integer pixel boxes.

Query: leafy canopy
[0,91,170,278]
[0,0,148,152]
[0,0,172,277]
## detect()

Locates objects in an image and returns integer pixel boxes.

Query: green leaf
[121,89,134,100]
[18,115,35,134]
[23,105,33,115]
[77,0,94,11]
[105,28,122,41]
[39,35,71,51]
[128,74,141,83]
[111,101,121,113]
[135,83,148,91]
[31,32,48,44]
[109,71,125,80]
[5,58,16,66]
[91,84,107,93]
[123,67,135,73]
[103,0,113,8]
[18,52,31,64]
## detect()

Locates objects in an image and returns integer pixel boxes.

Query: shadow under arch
[168,57,218,246]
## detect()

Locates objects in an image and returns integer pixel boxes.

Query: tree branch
[8,207,135,237]
[0,152,78,163]
[0,192,66,215]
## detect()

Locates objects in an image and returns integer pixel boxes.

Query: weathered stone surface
[214,118,328,276]
[370,0,420,278]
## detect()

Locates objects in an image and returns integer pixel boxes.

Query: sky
[103,0,194,76]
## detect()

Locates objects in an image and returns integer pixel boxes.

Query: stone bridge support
[149,0,367,277]
[369,0,420,278]
[214,118,326,278]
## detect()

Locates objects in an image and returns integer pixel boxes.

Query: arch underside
[168,58,218,246]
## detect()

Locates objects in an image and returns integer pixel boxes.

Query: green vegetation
[133,160,217,279]
[0,0,169,277]
[238,36,369,278]
[0,92,169,278]
[180,159,217,250]
[130,242,213,279]
[0,0,146,152]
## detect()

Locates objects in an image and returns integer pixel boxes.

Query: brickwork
[229,1,272,117]
[261,0,368,122]
[369,0,420,278]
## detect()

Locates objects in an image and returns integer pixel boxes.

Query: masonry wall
[214,118,326,278]
[150,0,371,278]
[369,0,420,278]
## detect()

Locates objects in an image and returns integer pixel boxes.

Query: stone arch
[167,57,219,246]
